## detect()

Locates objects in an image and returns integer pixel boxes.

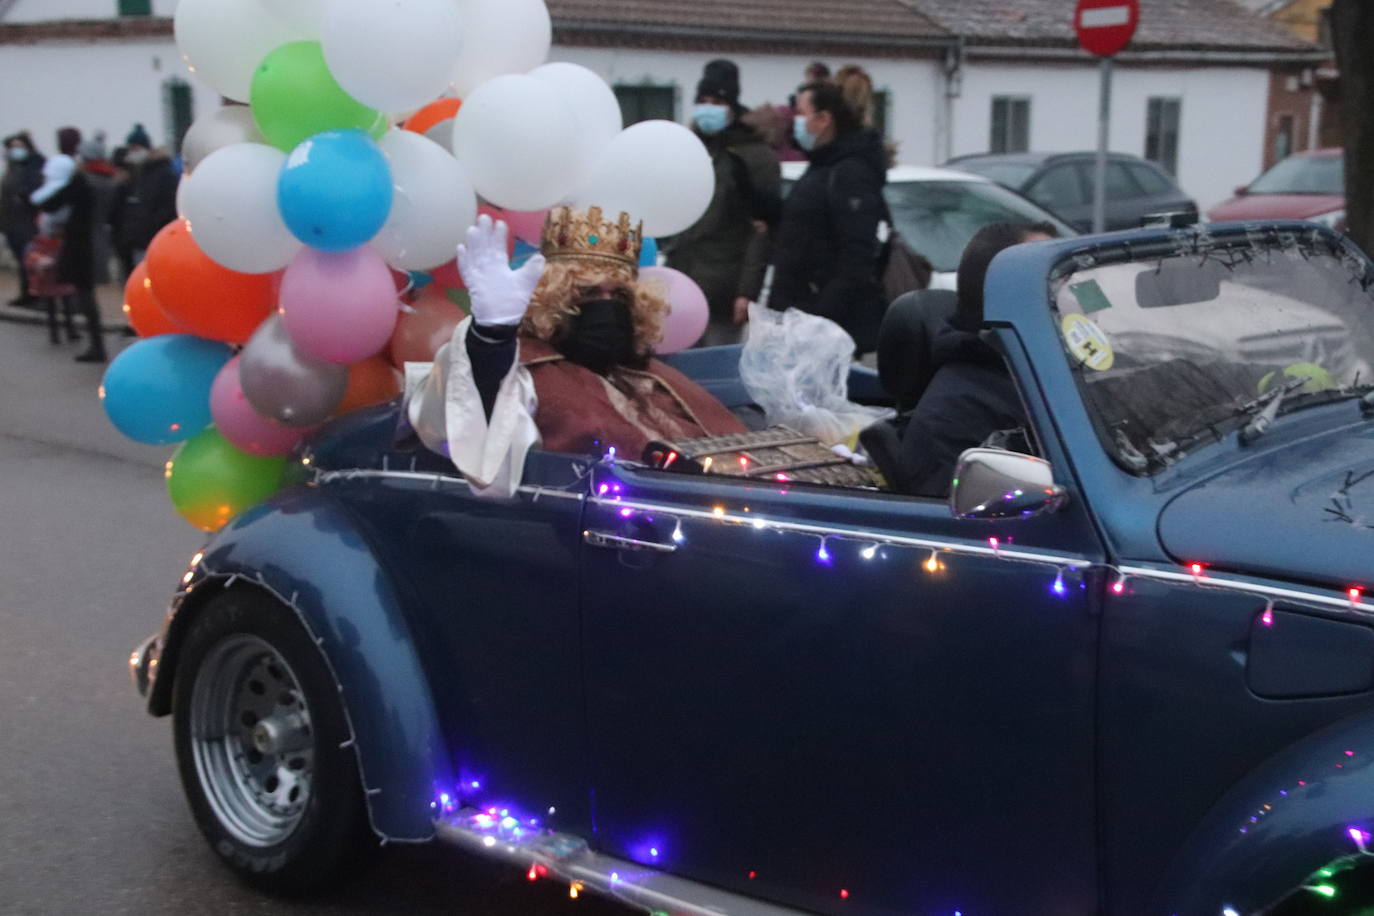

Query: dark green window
[162,78,194,154]
[990,96,1030,154]
[118,0,153,16]
[614,85,676,126]
[872,90,890,138]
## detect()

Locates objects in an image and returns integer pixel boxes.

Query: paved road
[0,318,627,916]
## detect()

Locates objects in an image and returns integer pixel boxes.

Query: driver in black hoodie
[893,221,1058,497]
[768,79,887,352]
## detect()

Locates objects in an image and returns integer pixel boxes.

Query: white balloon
[174,0,306,102]
[450,0,551,96]
[181,105,265,175]
[176,174,190,220]
[322,0,464,113]
[571,121,715,237]
[528,62,622,190]
[373,129,477,271]
[452,74,578,211]
[182,143,303,274]
[422,119,456,155]
[260,0,327,36]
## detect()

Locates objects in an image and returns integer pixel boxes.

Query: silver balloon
[240,314,349,427]
[181,105,266,175]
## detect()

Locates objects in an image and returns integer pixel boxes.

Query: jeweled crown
[541,206,643,272]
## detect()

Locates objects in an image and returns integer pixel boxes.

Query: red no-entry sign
[1075,0,1139,57]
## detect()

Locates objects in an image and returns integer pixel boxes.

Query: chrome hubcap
[189,635,314,847]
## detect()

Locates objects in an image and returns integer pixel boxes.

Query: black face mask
[561,298,637,373]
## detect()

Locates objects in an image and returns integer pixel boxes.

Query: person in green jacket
[664,59,782,346]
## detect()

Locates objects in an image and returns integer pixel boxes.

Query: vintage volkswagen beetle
[132,221,1374,915]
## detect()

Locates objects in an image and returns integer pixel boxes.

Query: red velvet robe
[518,336,746,458]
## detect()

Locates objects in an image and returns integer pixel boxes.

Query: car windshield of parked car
[885,180,1073,272]
[1247,154,1344,195]
[951,161,1038,189]
[1050,230,1374,472]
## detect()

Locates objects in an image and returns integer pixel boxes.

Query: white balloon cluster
[172,0,716,282]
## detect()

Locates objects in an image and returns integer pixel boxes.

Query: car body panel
[153,486,455,841]
[1207,192,1344,222]
[946,152,1197,233]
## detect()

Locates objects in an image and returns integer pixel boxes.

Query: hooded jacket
[665,119,781,320]
[769,127,888,351]
[114,149,178,251]
[894,323,1028,497]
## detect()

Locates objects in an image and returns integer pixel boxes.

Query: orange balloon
[404,98,461,135]
[388,284,469,369]
[123,260,184,337]
[145,220,279,344]
[337,356,402,415]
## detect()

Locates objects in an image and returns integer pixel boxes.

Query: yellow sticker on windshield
[1061,313,1114,371]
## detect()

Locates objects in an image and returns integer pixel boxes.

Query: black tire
[172,586,373,894]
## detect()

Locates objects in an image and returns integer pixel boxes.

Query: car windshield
[1051,228,1374,472]
[1247,154,1344,195]
[885,180,1073,272]
[949,161,1038,188]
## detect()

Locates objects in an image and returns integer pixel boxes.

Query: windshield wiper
[1238,374,1312,445]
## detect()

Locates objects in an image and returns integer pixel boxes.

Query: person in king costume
[409,206,746,497]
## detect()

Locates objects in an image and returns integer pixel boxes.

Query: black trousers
[5,230,34,300]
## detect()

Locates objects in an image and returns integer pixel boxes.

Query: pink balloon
[280,247,400,364]
[640,266,708,354]
[478,204,548,246]
[210,356,314,456]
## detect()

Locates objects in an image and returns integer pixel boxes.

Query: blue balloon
[277,129,392,252]
[639,236,659,267]
[101,335,233,445]
[510,238,539,269]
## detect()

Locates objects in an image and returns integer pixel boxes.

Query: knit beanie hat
[696,59,742,111]
[78,130,107,161]
[126,123,152,149]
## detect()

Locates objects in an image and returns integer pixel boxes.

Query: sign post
[1075,0,1139,233]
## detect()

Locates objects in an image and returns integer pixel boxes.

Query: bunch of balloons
[102,0,716,532]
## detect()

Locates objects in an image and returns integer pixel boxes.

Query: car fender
[147,485,452,842]
[1152,708,1374,914]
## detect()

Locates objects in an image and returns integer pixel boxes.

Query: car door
[1074,160,1151,231]
[578,459,1104,916]
[333,448,594,835]
[1024,162,1090,231]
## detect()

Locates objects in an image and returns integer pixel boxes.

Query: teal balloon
[100,335,233,444]
[640,236,659,267]
[278,129,393,251]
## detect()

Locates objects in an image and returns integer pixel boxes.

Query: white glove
[456,213,547,327]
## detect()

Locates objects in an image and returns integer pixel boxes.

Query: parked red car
[1208,148,1345,229]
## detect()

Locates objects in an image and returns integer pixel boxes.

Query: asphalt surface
[0,289,629,916]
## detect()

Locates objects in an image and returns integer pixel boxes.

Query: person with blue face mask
[663,58,782,346]
[1,133,46,306]
[770,78,889,355]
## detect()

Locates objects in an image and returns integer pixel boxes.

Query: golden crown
[541,206,644,272]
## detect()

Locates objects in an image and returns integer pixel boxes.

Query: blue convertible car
[133,222,1374,915]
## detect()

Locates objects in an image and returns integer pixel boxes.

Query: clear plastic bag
[739,303,892,446]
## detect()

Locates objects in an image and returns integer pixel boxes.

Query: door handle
[583,529,678,553]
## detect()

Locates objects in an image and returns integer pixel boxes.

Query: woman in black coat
[38,134,106,362]
[1,133,45,305]
[768,80,887,353]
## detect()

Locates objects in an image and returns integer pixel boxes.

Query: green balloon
[167,427,287,531]
[251,41,387,152]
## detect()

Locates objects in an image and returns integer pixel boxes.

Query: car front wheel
[172,586,372,893]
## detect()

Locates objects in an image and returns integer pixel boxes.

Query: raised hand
[456,214,547,327]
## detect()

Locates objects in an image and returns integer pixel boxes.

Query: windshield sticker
[1061,313,1114,371]
[1069,279,1113,314]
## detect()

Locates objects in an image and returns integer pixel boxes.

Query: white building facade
[0,0,1321,210]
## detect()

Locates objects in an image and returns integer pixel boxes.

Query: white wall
[551,46,945,166]
[951,61,1270,210]
[5,0,178,21]
[0,38,217,154]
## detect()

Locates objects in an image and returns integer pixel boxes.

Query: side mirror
[950,448,1068,520]
[1234,185,1250,197]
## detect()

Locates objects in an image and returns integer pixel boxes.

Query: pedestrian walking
[112,123,177,270]
[2,132,45,306]
[769,79,888,353]
[34,127,106,362]
[664,59,782,346]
